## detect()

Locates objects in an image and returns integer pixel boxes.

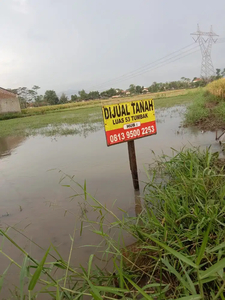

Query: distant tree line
[9,69,225,108]
[9,86,69,108]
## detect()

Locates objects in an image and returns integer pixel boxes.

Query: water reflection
[0,136,25,158]
[134,190,142,216]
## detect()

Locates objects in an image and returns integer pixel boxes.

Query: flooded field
[0,106,222,298]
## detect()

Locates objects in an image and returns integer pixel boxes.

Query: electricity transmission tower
[191,25,219,79]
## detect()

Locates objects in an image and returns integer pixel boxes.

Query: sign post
[102,99,157,190]
[127,140,139,190]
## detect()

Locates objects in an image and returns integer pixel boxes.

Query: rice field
[0,91,197,137]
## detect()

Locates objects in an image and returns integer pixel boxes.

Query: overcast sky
[0,0,224,94]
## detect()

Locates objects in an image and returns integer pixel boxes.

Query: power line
[88,43,195,91]
[217,37,225,43]
[96,45,200,91]
[89,43,196,90]
[98,47,200,91]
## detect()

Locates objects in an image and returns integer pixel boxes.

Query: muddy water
[0,106,222,298]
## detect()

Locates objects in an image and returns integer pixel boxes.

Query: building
[142,88,149,93]
[0,87,21,114]
[192,78,202,83]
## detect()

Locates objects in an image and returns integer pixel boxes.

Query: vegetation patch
[0,106,102,137]
[206,78,225,100]
[0,112,23,121]
[185,79,225,130]
[0,89,191,121]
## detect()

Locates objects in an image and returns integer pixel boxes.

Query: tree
[17,95,27,108]
[180,77,191,88]
[12,85,42,105]
[100,88,117,98]
[8,87,27,108]
[71,94,78,102]
[10,86,34,108]
[34,95,45,106]
[149,82,159,93]
[32,85,40,100]
[17,87,31,101]
[88,91,100,100]
[129,84,136,94]
[215,68,225,79]
[59,93,68,104]
[78,90,88,100]
[135,85,142,94]
[44,90,59,105]
[106,88,117,97]
[100,91,108,98]
[29,85,41,105]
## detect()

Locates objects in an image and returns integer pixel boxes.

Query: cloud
[1,0,224,93]
[12,0,29,14]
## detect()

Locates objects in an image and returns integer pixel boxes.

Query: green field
[0,91,197,137]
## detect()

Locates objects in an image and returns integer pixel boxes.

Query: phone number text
[109,125,155,144]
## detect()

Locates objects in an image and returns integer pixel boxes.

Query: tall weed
[206,78,225,100]
[184,91,209,125]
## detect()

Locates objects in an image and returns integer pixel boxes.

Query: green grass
[0,106,102,137]
[0,92,196,138]
[184,90,210,125]
[214,102,225,122]
[185,91,225,130]
[154,91,197,109]
[0,112,23,121]
[184,81,225,130]
[1,148,225,299]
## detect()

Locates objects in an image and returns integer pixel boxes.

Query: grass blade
[20,256,28,300]
[176,296,201,300]
[208,241,225,253]
[84,179,87,200]
[119,256,124,289]
[196,222,211,266]
[180,261,197,295]
[200,258,225,279]
[56,285,61,300]
[162,258,191,292]
[124,274,154,300]
[28,246,51,290]
[0,264,11,293]
[90,291,102,300]
[142,233,198,269]
[88,254,94,279]
[95,286,128,295]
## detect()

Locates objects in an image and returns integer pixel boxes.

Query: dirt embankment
[190,101,225,131]
[194,116,225,131]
